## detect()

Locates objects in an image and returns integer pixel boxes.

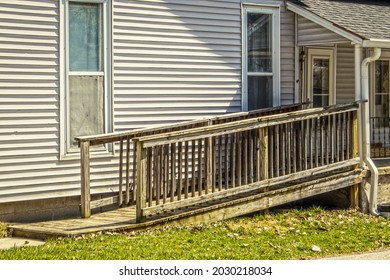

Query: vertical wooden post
[80,140,91,218]
[350,110,359,208]
[260,128,269,182]
[260,127,269,214]
[135,140,147,223]
[118,138,124,207]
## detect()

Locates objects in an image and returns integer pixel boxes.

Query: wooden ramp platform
[8,168,365,240]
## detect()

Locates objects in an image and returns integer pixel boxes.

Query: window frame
[242,5,280,111]
[371,59,390,119]
[60,0,112,158]
[306,48,335,108]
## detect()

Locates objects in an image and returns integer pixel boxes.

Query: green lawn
[1,207,390,260]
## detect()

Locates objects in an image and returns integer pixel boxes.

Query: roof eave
[363,39,390,48]
[286,1,364,45]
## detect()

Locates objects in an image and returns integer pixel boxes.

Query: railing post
[80,140,91,218]
[135,140,147,223]
[350,110,359,208]
[260,127,269,214]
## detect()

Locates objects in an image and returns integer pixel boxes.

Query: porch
[8,102,367,239]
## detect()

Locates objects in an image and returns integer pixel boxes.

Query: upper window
[63,0,111,155]
[244,7,280,111]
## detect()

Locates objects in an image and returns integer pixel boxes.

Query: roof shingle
[290,0,390,40]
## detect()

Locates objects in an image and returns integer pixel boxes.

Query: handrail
[76,103,306,146]
[78,103,306,218]
[133,102,360,222]
[135,102,359,148]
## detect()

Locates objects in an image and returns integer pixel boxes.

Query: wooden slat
[135,140,147,223]
[125,137,130,205]
[269,127,274,178]
[118,138,124,207]
[260,127,269,182]
[286,123,291,175]
[212,137,216,193]
[281,124,286,176]
[131,141,137,204]
[309,119,313,169]
[314,118,318,168]
[225,134,230,189]
[256,129,261,181]
[243,131,248,185]
[147,147,153,207]
[275,125,280,177]
[163,145,169,204]
[171,143,176,202]
[80,140,91,219]
[142,159,361,217]
[292,123,297,173]
[191,140,196,198]
[178,142,183,200]
[198,139,203,195]
[249,130,254,183]
[218,135,223,191]
[320,117,324,166]
[185,141,189,199]
[231,133,236,188]
[237,132,242,186]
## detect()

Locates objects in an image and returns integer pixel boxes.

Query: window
[62,0,111,155]
[374,60,390,120]
[244,7,280,111]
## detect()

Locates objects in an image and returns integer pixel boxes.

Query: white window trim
[242,5,280,111]
[60,0,113,159]
[306,48,336,107]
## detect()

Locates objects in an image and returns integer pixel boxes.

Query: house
[1,0,390,222]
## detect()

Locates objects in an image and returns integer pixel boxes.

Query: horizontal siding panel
[336,44,355,104]
[297,15,348,45]
[0,0,296,206]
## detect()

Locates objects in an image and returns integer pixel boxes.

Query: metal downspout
[361,47,381,216]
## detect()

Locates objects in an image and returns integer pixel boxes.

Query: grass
[0,222,7,238]
[1,207,390,260]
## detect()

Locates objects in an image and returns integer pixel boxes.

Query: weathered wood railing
[133,102,360,222]
[76,104,304,218]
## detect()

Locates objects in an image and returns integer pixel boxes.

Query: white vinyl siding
[297,15,349,46]
[336,44,355,104]
[0,0,296,204]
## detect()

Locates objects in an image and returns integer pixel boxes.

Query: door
[307,48,335,108]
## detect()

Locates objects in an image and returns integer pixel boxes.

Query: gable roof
[288,0,390,46]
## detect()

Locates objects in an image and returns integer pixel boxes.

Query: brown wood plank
[225,134,229,189]
[243,131,248,185]
[231,133,236,188]
[191,140,196,198]
[237,132,242,186]
[118,138,124,206]
[80,140,91,218]
[185,141,189,199]
[171,143,176,202]
[198,139,203,195]
[218,135,223,191]
[147,148,153,206]
[125,137,130,205]
[178,142,183,200]
[135,140,147,223]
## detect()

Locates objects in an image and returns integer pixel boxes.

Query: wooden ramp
[8,167,365,240]
[8,103,368,239]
